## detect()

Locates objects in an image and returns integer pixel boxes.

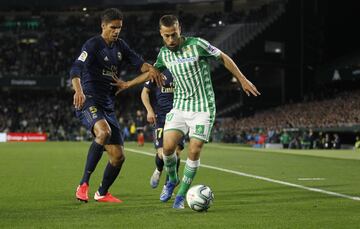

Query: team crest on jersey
[195,125,205,135]
[117,52,122,61]
[182,46,192,54]
[77,51,88,62]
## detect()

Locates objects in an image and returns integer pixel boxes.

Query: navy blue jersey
[70,35,144,111]
[144,69,174,120]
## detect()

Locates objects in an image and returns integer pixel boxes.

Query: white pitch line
[297,178,326,181]
[126,148,360,202]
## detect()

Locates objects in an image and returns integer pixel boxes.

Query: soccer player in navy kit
[70,8,162,203]
[141,69,184,199]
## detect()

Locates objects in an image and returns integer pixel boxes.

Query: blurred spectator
[301,131,311,149]
[355,136,360,149]
[280,130,291,149]
[323,133,332,149]
[332,133,341,149]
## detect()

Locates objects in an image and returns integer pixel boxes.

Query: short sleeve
[69,41,96,79]
[196,38,221,60]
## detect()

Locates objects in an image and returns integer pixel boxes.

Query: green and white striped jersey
[154,37,221,113]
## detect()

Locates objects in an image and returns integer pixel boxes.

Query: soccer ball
[186,185,214,212]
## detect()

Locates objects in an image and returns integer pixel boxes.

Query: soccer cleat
[159,180,178,202]
[150,169,162,188]
[76,183,89,203]
[173,195,185,209]
[94,191,123,203]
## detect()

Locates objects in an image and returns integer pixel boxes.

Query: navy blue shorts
[154,119,185,150]
[76,97,124,145]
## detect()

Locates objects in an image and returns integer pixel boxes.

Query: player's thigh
[104,112,124,145]
[76,98,106,135]
[164,109,188,136]
[186,111,214,142]
[163,130,184,155]
[163,109,187,154]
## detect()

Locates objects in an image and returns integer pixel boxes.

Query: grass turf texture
[0,142,359,228]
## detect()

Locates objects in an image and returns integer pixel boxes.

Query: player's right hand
[73,91,86,109]
[148,66,165,87]
[147,111,156,125]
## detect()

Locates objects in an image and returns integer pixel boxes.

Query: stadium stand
[1,0,359,147]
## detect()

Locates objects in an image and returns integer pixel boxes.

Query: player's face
[160,23,181,51]
[102,20,122,43]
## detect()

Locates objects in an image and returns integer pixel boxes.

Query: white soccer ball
[186,184,214,212]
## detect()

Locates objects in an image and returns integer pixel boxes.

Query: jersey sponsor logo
[161,87,174,93]
[104,56,109,61]
[102,65,118,77]
[78,51,88,62]
[169,56,198,66]
[161,83,175,93]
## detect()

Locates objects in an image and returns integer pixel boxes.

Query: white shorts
[164,108,215,142]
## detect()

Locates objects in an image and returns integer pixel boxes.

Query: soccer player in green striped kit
[154,15,261,208]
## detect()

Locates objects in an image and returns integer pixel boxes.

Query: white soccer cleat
[150,169,162,189]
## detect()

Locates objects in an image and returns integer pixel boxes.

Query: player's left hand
[148,66,165,87]
[147,111,156,125]
[240,78,261,97]
[110,75,130,95]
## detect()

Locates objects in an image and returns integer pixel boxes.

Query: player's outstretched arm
[141,63,164,87]
[141,87,156,125]
[220,52,261,97]
[71,77,86,109]
[111,72,150,95]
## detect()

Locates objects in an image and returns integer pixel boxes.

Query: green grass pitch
[0,142,359,228]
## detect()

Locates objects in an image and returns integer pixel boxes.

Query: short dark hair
[101,8,123,23]
[159,15,179,28]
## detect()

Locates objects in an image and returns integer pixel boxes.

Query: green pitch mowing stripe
[126,147,360,201]
[209,143,360,160]
[1,142,360,229]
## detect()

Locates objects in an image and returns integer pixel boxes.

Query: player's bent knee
[96,129,112,143]
[111,154,125,167]
[163,144,177,156]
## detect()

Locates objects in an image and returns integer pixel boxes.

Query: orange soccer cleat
[94,191,123,203]
[76,183,89,203]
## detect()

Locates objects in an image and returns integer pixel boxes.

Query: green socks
[163,153,178,183]
[177,158,200,197]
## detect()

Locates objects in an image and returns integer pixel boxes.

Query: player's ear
[101,22,106,30]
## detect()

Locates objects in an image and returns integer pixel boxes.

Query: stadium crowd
[0,4,278,78]
[215,90,360,148]
[1,89,359,147]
